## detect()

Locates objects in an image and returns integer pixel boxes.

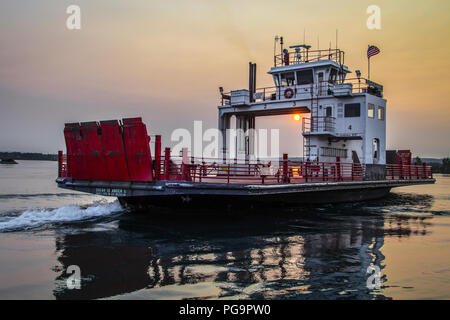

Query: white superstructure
[218,41,386,165]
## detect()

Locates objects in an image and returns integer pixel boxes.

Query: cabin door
[373,138,380,164]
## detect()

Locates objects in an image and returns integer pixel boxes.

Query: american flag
[367,45,380,58]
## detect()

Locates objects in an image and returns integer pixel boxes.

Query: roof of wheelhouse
[268,60,351,75]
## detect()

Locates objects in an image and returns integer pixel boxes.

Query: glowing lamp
[293,114,301,121]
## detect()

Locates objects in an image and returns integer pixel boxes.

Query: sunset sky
[1,0,449,157]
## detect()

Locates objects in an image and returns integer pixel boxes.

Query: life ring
[284,88,294,99]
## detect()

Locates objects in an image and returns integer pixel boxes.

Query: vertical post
[336,156,341,181]
[282,153,289,183]
[154,135,161,180]
[249,62,254,103]
[305,159,310,182]
[181,148,189,181]
[253,63,257,100]
[58,150,63,177]
[368,56,371,80]
[399,160,403,180]
[322,162,326,182]
[164,147,171,180]
[219,113,230,164]
[423,162,427,179]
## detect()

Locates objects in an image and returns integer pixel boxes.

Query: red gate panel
[99,120,130,181]
[64,122,89,180]
[63,123,78,178]
[397,150,412,166]
[80,122,108,180]
[122,117,153,181]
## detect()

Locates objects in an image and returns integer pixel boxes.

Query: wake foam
[0,200,123,232]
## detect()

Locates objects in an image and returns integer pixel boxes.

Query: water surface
[0,160,449,299]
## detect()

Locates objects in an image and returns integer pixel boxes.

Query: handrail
[58,151,434,184]
[274,48,345,67]
[156,156,365,184]
[386,164,433,180]
[220,78,381,105]
[302,116,335,133]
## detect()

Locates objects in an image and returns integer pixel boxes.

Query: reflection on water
[1,162,448,299]
[52,192,434,300]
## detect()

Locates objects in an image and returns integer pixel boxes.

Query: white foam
[0,200,123,232]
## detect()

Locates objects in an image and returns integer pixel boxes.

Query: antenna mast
[336,29,339,62]
[274,35,279,62]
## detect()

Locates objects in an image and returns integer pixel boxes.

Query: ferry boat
[56,39,435,210]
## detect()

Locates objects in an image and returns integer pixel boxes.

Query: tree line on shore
[414,157,450,174]
[0,152,57,161]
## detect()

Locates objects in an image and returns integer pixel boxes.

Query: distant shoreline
[0,152,57,162]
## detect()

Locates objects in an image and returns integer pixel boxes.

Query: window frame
[344,103,361,118]
[378,106,385,120]
[280,72,295,86]
[296,69,314,85]
[329,68,338,84]
[368,103,375,118]
[273,74,280,87]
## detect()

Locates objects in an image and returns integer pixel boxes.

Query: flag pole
[368,56,370,80]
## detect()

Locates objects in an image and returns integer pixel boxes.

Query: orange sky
[0,0,449,157]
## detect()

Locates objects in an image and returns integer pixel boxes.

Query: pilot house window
[329,68,338,84]
[344,103,361,117]
[368,103,375,118]
[296,70,314,85]
[378,106,385,120]
[280,72,295,86]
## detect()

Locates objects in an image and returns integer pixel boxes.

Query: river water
[0,160,448,299]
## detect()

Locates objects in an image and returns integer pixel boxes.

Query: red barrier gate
[80,122,108,180]
[122,117,153,181]
[64,123,89,180]
[99,120,130,181]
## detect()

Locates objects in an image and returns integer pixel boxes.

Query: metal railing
[58,151,433,184]
[274,48,345,67]
[220,78,381,106]
[302,116,335,133]
[156,156,365,184]
[386,164,433,180]
[320,147,348,158]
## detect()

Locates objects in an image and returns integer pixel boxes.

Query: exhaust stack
[249,62,256,103]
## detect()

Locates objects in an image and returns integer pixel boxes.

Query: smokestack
[253,63,257,100]
[249,62,253,102]
[249,62,257,103]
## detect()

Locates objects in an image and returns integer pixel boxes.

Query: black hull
[118,187,392,211]
[57,177,435,213]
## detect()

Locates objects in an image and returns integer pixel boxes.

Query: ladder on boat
[303,83,319,160]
